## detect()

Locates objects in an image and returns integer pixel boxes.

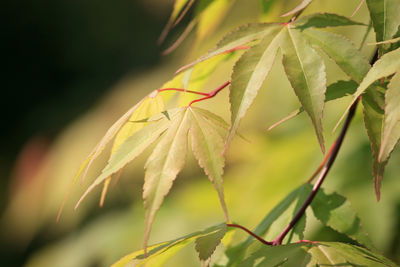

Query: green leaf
[380,73,400,162]
[111,223,228,267]
[280,0,312,17]
[362,86,388,201]
[336,47,400,131]
[268,80,358,131]
[239,242,397,267]
[176,23,281,74]
[143,107,191,251]
[281,26,326,152]
[311,189,375,250]
[226,26,285,149]
[293,13,365,30]
[301,28,370,83]
[74,112,172,209]
[189,107,230,222]
[366,0,400,54]
[195,224,227,261]
[225,184,312,265]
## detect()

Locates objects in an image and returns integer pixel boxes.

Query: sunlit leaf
[239,242,396,266]
[112,223,229,267]
[362,86,387,201]
[380,73,400,162]
[311,189,375,249]
[190,107,229,222]
[336,47,400,131]
[226,26,284,150]
[74,112,172,209]
[366,0,400,54]
[280,0,313,17]
[99,94,166,204]
[143,107,191,251]
[281,26,326,152]
[293,13,365,30]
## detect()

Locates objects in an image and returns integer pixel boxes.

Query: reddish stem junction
[227,99,359,246]
[157,81,230,107]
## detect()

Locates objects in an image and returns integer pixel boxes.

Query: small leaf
[362,86,388,200]
[294,13,365,30]
[195,224,227,261]
[311,189,375,249]
[335,47,400,131]
[302,28,370,83]
[379,73,400,162]
[280,0,313,17]
[111,223,229,267]
[74,113,172,209]
[143,108,191,251]
[190,107,230,222]
[366,0,400,54]
[176,23,281,74]
[227,26,284,149]
[281,26,326,152]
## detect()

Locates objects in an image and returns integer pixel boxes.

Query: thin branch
[227,224,272,246]
[271,99,360,245]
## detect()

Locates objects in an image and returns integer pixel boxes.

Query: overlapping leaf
[366,0,400,54]
[57,91,164,221]
[226,14,364,152]
[380,72,400,162]
[111,223,228,267]
[362,86,388,201]
[311,189,375,249]
[239,242,396,267]
[72,105,231,252]
[335,48,400,199]
[223,184,373,266]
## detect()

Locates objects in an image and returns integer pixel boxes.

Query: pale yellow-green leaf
[379,72,400,162]
[75,113,172,209]
[227,26,284,150]
[143,107,191,252]
[189,107,229,222]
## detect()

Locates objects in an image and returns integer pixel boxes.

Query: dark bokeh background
[1,0,169,265]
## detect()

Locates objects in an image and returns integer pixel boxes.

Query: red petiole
[157,81,231,107]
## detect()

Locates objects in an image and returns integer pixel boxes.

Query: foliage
[52,0,400,266]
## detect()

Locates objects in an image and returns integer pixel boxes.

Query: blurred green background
[1,0,400,266]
